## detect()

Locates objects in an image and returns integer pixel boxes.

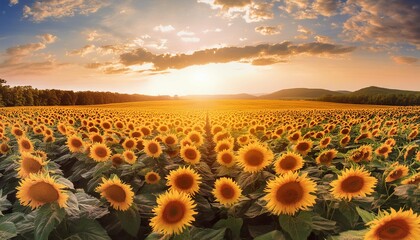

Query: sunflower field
[0,100,419,240]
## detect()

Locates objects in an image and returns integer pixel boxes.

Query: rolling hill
[259,88,344,100]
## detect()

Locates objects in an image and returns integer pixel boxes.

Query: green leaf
[0,221,17,239]
[279,211,312,240]
[55,176,75,189]
[75,190,109,219]
[311,214,337,231]
[355,207,376,224]
[213,217,243,239]
[328,229,368,240]
[173,229,191,240]
[254,230,286,240]
[115,207,140,237]
[0,190,12,215]
[190,227,226,240]
[34,203,66,240]
[62,218,111,240]
[65,192,80,218]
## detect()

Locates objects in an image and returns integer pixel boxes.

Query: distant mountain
[352,86,419,95]
[182,93,257,99]
[259,88,344,100]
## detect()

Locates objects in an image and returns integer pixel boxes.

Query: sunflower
[180,145,201,164]
[385,164,409,183]
[18,136,34,153]
[163,134,178,146]
[375,143,392,158]
[145,171,161,184]
[89,133,104,144]
[274,152,304,174]
[340,135,351,147]
[16,173,68,209]
[144,140,162,158]
[214,138,233,152]
[237,134,250,146]
[212,177,242,206]
[263,172,317,215]
[316,149,338,166]
[319,137,331,149]
[401,173,420,185]
[216,150,236,168]
[96,176,134,211]
[293,140,313,156]
[12,127,25,138]
[89,143,111,162]
[0,142,10,154]
[66,135,85,153]
[365,208,420,240]
[330,166,377,201]
[166,166,201,195]
[237,142,274,173]
[187,131,204,147]
[17,152,46,178]
[287,132,301,143]
[122,138,137,150]
[123,150,136,164]
[150,190,197,235]
[111,154,125,167]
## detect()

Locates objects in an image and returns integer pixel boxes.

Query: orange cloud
[391,56,418,64]
[117,41,356,71]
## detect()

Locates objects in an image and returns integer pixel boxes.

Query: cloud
[68,44,96,57]
[251,57,287,66]
[23,0,108,22]
[203,28,222,33]
[213,0,252,10]
[295,25,313,40]
[391,56,419,64]
[39,34,57,44]
[315,35,332,43]
[312,0,340,17]
[343,0,420,49]
[177,31,195,37]
[199,0,273,22]
[255,25,282,35]
[9,0,18,6]
[279,0,318,19]
[118,41,355,71]
[0,35,65,75]
[153,25,175,32]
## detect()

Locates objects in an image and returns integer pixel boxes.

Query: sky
[0,0,419,96]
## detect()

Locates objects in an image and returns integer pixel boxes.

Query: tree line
[0,79,172,107]
[319,93,420,106]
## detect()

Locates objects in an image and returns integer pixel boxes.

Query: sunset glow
[1,0,419,95]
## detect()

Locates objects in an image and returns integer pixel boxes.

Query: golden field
[0,100,418,240]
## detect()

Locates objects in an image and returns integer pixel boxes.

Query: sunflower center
[165,137,175,145]
[21,140,31,150]
[175,174,194,190]
[148,143,159,154]
[296,142,309,151]
[28,182,59,203]
[376,219,409,239]
[71,138,83,148]
[390,169,402,179]
[280,156,297,170]
[244,149,264,166]
[341,176,364,193]
[378,147,389,154]
[112,156,124,165]
[220,184,235,199]
[22,156,42,173]
[15,129,23,136]
[276,182,304,205]
[95,147,108,158]
[162,200,186,224]
[1,144,9,152]
[189,134,200,143]
[104,185,126,203]
[147,173,158,182]
[221,153,233,164]
[319,154,331,164]
[184,149,197,160]
[125,140,135,149]
[321,139,330,145]
[218,143,230,152]
[92,135,103,143]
